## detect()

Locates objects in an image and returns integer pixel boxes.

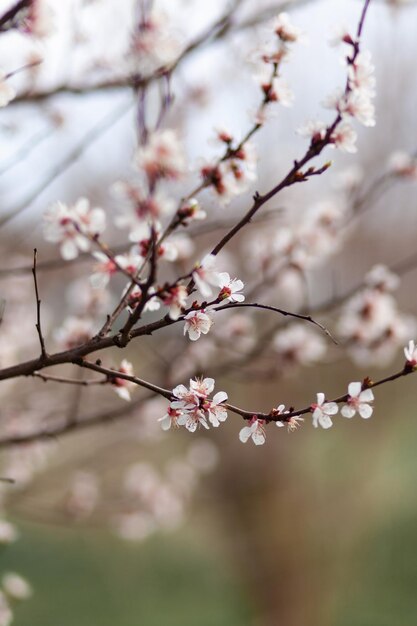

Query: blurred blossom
[128,9,183,75]
[65,471,100,520]
[273,324,327,368]
[0,521,18,545]
[2,573,32,601]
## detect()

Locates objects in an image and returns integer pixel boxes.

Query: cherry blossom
[189,377,215,398]
[311,393,338,429]
[297,120,327,143]
[330,122,357,153]
[23,0,54,38]
[161,285,188,320]
[388,151,417,180]
[90,250,142,289]
[54,317,95,350]
[0,592,12,626]
[192,254,221,298]
[273,13,303,43]
[274,405,304,432]
[177,407,209,432]
[328,24,353,47]
[217,273,245,303]
[273,324,327,367]
[129,9,182,74]
[204,392,228,427]
[43,198,106,260]
[365,265,400,292]
[135,130,186,184]
[341,382,374,419]
[201,142,258,204]
[404,340,417,366]
[0,521,18,544]
[115,184,175,240]
[2,573,32,600]
[239,417,266,445]
[177,198,207,224]
[0,72,15,107]
[257,70,294,107]
[158,406,183,431]
[112,360,135,401]
[183,310,213,341]
[165,378,228,433]
[348,51,376,96]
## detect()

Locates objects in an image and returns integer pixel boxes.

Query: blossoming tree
[0,0,416,621]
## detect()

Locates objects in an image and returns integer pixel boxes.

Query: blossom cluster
[160,378,228,432]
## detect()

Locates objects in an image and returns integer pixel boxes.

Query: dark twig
[213,302,337,343]
[32,249,47,360]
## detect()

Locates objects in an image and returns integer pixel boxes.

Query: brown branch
[0,0,31,32]
[213,302,337,343]
[32,248,47,360]
[207,0,372,260]
[32,371,108,386]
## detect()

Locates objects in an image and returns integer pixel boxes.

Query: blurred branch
[11,0,312,105]
[0,98,133,228]
[0,393,153,448]
[0,0,31,33]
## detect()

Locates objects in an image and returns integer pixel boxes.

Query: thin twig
[32,249,47,360]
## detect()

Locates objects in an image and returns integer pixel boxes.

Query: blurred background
[0,0,417,624]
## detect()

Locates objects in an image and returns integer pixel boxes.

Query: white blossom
[341,382,374,419]
[330,122,357,153]
[311,393,338,429]
[2,573,32,600]
[205,392,228,427]
[161,285,188,320]
[387,151,417,180]
[404,340,417,366]
[129,10,182,74]
[0,521,18,544]
[43,198,106,260]
[183,310,213,341]
[239,417,266,445]
[193,254,221,298]
[112,359,135,401]
[217,273,245,303]
[273,13,303,43]
[135,130,186,183]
